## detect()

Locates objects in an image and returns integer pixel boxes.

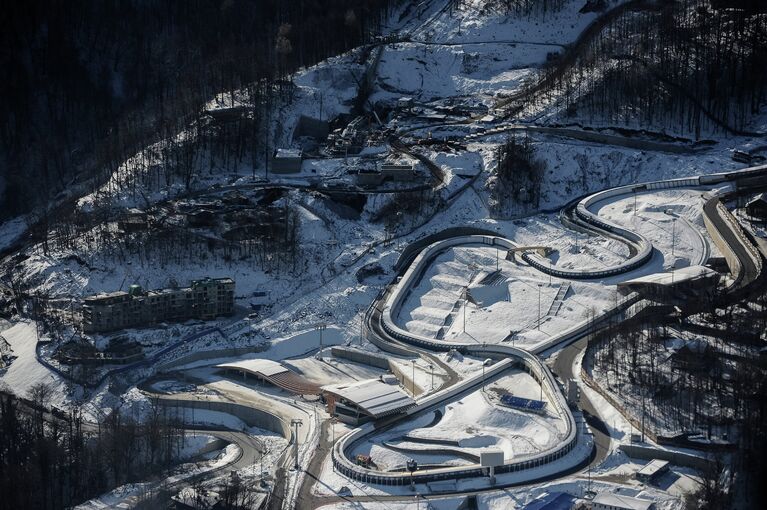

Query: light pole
[482,358,492,392]
[462,286,468,333]
[291,418,303,469]
[537,284,542,330]
[411,359,416,396]
[359,308,364,345]
[331,418,337,471]
[671,218,676,258]
[429,363,434,390]
[260,444,270,485]
[317,323,327,360]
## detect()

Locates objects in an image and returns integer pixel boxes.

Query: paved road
[551,338,611,469]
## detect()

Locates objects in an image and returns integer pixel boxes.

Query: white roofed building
[592,492,656,510]
[322,378,415,425]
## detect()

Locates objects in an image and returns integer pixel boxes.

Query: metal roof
[592,493,655,510]
[323,378,415,418]
[216,359,288,377]
[637,458,669,476]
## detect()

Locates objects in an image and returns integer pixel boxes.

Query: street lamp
[260,444,270,485]
[482,358,492,392]
[331,417,337,471]
[317,323,327,361]
[358,307,364,345]
[428,363,434,390]
[411,359,416,396]
[291,418,303,469]
[537,284,542,330]
[462,286,468,333]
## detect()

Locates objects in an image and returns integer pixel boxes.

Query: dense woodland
[487,135,545,216]
[0,386,191,509]
[526,0,767,137]
[589,280,767,508]
[0,0,403,221]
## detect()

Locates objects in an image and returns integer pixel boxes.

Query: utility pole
[291,419,303,469]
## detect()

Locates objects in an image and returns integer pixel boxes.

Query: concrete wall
[703,198,743,285]
[157,345,268,372]
[155,397,292,439]
[619,444,710,471]
[389,360,424,397]
[330,346,390,370]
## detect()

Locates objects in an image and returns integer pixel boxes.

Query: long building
[82,277,235,333]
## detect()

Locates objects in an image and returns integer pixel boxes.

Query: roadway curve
[330,165,766,490]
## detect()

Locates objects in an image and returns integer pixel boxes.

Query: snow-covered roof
[746,192,767,206]
[322,378,415,418]
[275,148,302,159]
[83,290,129,302]
[618,265,717,287]
[216,359,288,377]
[592,493,656,510]
[636,458,669,477]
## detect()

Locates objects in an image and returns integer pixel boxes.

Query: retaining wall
[619,444,710,471]
[154,397,292,439]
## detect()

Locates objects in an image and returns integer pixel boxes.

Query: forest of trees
[0,0,404,221]
[455,0,569,18]
[0,385,193,509]
[522,0,767,138]
[487,134,545,216]
[588,279,767,508]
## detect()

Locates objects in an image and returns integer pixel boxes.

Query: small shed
[593,492,656,510]
[745,193,767,220]
[635,458,669,484]
[271,149,303,174]
[397,97,414,111]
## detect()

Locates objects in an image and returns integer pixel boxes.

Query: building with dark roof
[745,193,767,220]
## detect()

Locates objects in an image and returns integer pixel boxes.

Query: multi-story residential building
[82,277,235,333]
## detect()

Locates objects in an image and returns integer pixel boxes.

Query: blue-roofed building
[500,394,547,414]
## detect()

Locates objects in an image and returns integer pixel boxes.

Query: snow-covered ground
[0,321,66,403]
[395,243,614,349]
[344,371,565,473]
[1,1,755,508]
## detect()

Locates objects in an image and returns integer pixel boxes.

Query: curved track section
[523,167,767,280]
[333,165,766,487]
